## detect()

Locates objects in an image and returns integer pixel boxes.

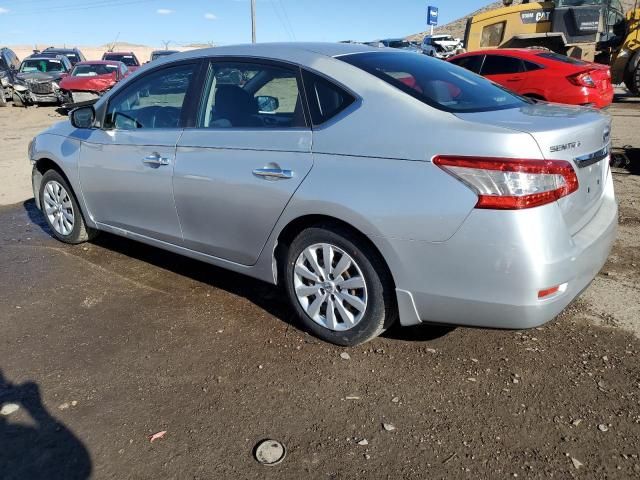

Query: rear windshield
[104,54,138,66]
[339,51,524,113]
[537,52,588,66]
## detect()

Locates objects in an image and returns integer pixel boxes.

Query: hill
[407,0,638,43]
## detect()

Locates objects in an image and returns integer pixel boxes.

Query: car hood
[60,75,115,92]
[17,71,63,82]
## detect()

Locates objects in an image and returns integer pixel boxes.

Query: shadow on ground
[612,147,640,175]
[22,198,454,344]
[0,370,91,480]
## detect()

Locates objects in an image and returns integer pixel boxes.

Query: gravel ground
[0,96,639,479]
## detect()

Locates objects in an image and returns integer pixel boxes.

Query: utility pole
[251,0,257,43]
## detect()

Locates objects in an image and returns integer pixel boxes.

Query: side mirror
[257,95,279,113]
[59,72,69,79]
[70,106,95,129]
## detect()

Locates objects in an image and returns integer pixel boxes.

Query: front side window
[481,22,505,47]
[198,61,305,129]
[480,55,525,75]
[104,63,196,130]
[340,51,524,113]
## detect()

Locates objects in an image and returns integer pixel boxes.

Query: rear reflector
[433,156,579,210]
[538,283,568,299]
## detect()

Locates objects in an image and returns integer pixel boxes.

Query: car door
[173,59,313,265]
[480,54,527,92]
[78,61,199,244]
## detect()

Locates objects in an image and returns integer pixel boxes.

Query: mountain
[407,0,638,43]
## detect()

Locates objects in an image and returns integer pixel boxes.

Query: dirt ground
[0,96,639,479]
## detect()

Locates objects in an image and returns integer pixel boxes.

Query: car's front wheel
[39,169,97,244]
[284,226,397,346]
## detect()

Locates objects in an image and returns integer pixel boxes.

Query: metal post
[430,25,434,36]
[251,0,257,43]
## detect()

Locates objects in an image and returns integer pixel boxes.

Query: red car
[448,49,614,109]
[101,51,141,72]
[59,60,128,107]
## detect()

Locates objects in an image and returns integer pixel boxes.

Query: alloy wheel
[43,180,75,236]
[293,243,368,331]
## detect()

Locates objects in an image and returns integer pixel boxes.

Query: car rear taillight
[567,70,596,88]
[433,156,579,210]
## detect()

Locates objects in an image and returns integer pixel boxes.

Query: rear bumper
[553,87,614,109]
[391,171,617,329]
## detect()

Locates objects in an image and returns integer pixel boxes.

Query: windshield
[104,54,138,66]
[340,51,524,113]
[20,59,65,73]
[72,64,118,77]
[387,40,412,48]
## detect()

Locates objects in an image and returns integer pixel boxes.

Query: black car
[37,47,86,66]
[14,56,72,106]
[0,47,21,107]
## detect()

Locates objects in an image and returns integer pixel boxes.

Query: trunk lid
[456,103,611,235]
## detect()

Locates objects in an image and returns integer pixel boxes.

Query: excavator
[463,0,640,94]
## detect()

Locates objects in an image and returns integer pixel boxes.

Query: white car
[422,35,465,59]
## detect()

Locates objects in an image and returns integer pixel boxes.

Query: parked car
[14,55,72,106]
[29,43,616,346]
[102,52,141,72]
[59,61,129,109]
[150,50,180,62]
[421,34,464,59]
[37,47,86,66]
[448,49,614,109]
[377,38,422,53]
[0,47,21,107]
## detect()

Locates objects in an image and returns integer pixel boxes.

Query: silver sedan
[29,43,617,345]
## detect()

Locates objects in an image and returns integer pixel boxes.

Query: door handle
[252,167,293,180]
[142,153,170,167]
[506,77,523,82]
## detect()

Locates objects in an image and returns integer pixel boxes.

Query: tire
[0,90,7,107]
[624,64,640,96]
[284,226,397,346]
[38,169,97,244]
[12,92,25,107]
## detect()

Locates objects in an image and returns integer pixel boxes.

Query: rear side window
[481,55,525,75]
[340,51,524,113]
[451,55,484,74]
[302,70,355,125]
[537,52,588,65]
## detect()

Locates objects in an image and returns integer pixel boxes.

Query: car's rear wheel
[39,169,97,244]
[284,226,397,346]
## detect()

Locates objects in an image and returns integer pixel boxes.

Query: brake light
[433,156,579,210]
[568,70,596,88]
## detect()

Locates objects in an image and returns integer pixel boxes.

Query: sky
[0,0,490,47]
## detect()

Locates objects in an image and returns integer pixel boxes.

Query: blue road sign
[427,6,439,26]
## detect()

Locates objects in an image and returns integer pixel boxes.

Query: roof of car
[170,42,380,62]
[75,60,124,66]
[459,48,547,57]
[24,56,67,61]
[104,51,136,56]
[152,49,180,54]
[44,48,80,52]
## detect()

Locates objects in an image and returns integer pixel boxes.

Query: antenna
[108,32,121,52]
[251,0,257,43]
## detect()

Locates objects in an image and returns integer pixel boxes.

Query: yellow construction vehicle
[464,0,640,93]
